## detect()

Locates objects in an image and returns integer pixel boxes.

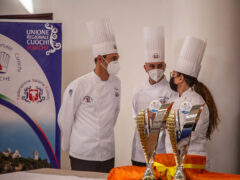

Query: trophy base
[143,175,155,180]
[142,163,155,180]
[174,177,185,180]
[174,166,185,180]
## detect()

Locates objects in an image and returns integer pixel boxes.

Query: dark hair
[94,55,107,64]
[178,72,219,140]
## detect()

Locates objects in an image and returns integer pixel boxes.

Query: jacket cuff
[61,136,70,152]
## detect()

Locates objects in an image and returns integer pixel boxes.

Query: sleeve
[186,98,210,154]
[132,88,138,122]
[57,81,81,151]
[192,103,209,139]
[113,79,121,126]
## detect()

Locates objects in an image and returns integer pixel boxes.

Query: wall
[0,0,239,174]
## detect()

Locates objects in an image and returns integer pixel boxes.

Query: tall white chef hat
[144,26,165,63]
[87,18,118,58]
[174,36,207,78]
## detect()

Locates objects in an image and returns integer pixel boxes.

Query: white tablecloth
[0,171,105,180]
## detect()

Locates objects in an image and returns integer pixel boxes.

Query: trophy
[136,103,173,180]
[166,104,205,180]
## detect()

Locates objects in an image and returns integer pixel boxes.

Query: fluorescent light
[19,0,34,14]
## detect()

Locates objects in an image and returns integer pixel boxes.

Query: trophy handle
[166,109,181,166]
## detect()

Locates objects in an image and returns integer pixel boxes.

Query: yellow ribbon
[153,162,205,180]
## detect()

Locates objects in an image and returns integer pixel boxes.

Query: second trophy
[136,102,173,180]
[166,104,205,180]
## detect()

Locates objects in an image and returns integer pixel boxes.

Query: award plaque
[166,104,204,180]
[136,103,173,180]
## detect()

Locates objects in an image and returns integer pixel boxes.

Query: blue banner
[0,21,62,172]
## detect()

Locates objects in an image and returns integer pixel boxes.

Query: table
[0,168,108,180]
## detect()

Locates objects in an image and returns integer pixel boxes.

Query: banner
[0,21,62,173]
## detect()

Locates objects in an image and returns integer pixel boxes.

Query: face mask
[149,69,164,82]
[169,77,178,92]
[102,57,120,75]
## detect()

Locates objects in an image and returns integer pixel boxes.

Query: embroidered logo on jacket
[149,99,161,113]
[180,100,192,114]
[83,96,92,103]
[159,96,168,105]
[69,89,73,97]
[114,88,120,97]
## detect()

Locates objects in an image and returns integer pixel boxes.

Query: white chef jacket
[165,88,209,157]
[131,76,177,162]
[58,71,121,161]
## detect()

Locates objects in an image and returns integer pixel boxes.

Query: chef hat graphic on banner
[0,51,10,74]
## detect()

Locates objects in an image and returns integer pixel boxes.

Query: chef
[58,18,121,173]
[166,36,219,168]
[131,26,177,166]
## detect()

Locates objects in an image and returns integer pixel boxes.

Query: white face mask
[148,69,164,82]
[102,57,120,75]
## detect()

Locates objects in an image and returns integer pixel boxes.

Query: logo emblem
[180,100,192,114]
[17,79,50,103]
[153,53,159,59]
[0,44,22,82]
[69,89,73,97]
[83,96,92,103]
[149,99,161,113]
[28,89,39,102]
[159,97,168,105]
[0,51,10,74]
[22,86,46,103]
[114,88,120,97]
